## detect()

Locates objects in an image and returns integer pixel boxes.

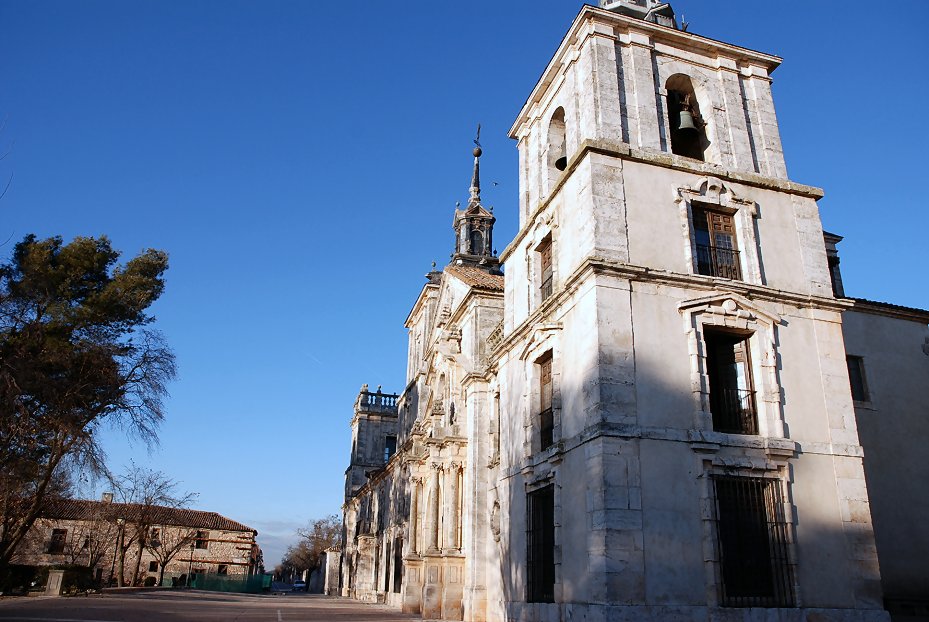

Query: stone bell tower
[451,129,501,274]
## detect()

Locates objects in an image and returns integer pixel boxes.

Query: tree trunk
[116,528,126,587]
[130,539,143,586]
[158,563,165,587]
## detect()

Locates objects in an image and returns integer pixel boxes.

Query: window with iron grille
[713,476,794,607]
[538,353,554,451]
[195,530,209,550]
[527,484,555,603]
[846,355,870,403]
[705,329,757,435]
[47,528,67,554]
[693,206,741,280]
[539,236,553,302]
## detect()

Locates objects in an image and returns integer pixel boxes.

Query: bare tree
[146,525,196,587]
[280,514,341,581]
[113,466,196,587]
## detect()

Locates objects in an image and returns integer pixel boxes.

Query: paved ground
[0,591,420,621]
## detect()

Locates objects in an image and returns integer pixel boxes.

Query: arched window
[548,107,567,174]
[666,74,708,161]
[470,229,484,255]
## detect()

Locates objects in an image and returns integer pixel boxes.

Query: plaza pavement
[0,590,420,621]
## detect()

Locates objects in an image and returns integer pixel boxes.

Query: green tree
[0,235,175,574]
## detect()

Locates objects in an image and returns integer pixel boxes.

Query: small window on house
[846,356,870,403]
[527,485,555,603]
[384,435,397,463]
[705,329,757,434]
[217,564,228,575]
[195,531,209,550]
[538,353,554,451]
[47,529,67,554]
[693,206,741,280]
[149,527,160,546]
[713,476,794,607]
[538,236,553,302]
[149,560,158,572]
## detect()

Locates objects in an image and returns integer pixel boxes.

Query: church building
[340,2,929,620]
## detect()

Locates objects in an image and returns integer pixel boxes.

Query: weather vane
[474,123,482,150]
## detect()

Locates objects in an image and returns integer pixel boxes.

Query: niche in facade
[666,74,709,161]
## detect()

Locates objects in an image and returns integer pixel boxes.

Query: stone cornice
[500,139,823,263]
[491,256,850,360]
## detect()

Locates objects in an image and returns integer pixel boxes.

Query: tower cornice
[509,5,782,139]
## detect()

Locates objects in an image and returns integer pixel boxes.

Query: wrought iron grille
[696,244,742,280]
[541,275,553,302]
[711,388,758,435]
[527,485,555,603]
[540,407,554,451]
[713,476,794,608]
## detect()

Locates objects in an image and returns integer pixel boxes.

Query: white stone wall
[842,308,929,608]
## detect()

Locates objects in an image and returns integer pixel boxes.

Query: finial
[431,261,436,269]
[469,123,482,205]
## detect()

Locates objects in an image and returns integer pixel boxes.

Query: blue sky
[2,0,926,567]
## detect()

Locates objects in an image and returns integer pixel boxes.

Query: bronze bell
[555,155,567,171]
[677,109,698,133]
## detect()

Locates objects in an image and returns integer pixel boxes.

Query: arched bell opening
[666,74,709,161]
[547,107,567,175]
[470,229,485,256]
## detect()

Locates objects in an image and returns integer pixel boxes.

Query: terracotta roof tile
[445,265,504,291]
[41,499,256,534]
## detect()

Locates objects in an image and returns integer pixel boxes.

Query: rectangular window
[195,531,209,550]
[693,206,741,280]
[539,236,553,302]
[47,529,67,554]
[713,476,794,607]
[217,564,228,575]
[846,355,870,402]
[539,353,554,450]
[705,329,757,435]
[384,435,397,463]
[149,560,158,572]
[527,485,555,603]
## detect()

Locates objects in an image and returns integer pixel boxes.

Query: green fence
[189,572,271,594]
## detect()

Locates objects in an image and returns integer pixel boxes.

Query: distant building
[14,496,261,586]
[340,2,928,621]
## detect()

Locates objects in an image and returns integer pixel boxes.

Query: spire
[449,124,501,275]
[469,124,482,207]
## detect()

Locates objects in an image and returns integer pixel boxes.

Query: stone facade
[14,497,261,586]
[340,2,924,620]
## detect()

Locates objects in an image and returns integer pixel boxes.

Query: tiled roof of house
[40,499,256,535]
[445,265,504,291]
[848,297,929,321]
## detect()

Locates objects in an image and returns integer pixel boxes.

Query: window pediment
[678,293,779,326]
[676,176,756,216]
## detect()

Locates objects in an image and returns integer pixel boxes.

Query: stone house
[341,2,928,621]
[14,496,261,586]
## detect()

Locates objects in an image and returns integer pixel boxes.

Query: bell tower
[451,129,501,274]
